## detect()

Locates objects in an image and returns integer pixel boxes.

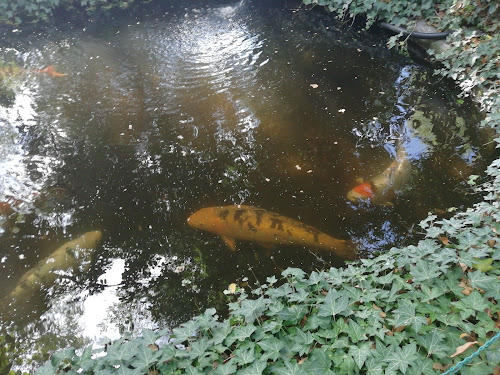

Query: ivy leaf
[393,300,428,333]
[304,349,333,373]
[307,271,323,285]
[234,342,256,365]
[348,342,372,369]
[130,345,163,371]
[365,357,383,375]
[282,268,306,280]
[461,362,495,375]
[277,305,308,324]
[107,340,140,363]
[188,338,210,360]
[140,328,163,346]
[184,365,204,375]
[410,260,442,283]
[416,330,447,357]
[267,284,294,298]
[231,325,257,342]
[258,337,285,362]
[484,281,500,299]
[317,290,350,317]
[288,288,310,303]
[234,297,267,323]
[384,343,418,374]
[273,360,308,375]
[407,357,435,375]
[50,347,75,368]
[238,360,267,375]
[34,362,57,375]
[213,361,237,375]
[451,290,489,316]
[172,320,198,343]
[116,366,143,375]
[467,270,497,289]
[347,319,366,343]
[212,321,233,344]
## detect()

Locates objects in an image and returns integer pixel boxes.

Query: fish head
[82,230,103,249]
[346,182,374,203]
[187,207,226,234]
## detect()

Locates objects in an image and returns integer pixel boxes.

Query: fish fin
[220,235,237,251]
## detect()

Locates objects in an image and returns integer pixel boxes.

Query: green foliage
[36,227,499,374]
[0,0,136,24]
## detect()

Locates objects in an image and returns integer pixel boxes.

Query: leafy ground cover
[1,0,499,374]
[36,215,500,374]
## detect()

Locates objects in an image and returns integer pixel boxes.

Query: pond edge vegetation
[1,0,499,374]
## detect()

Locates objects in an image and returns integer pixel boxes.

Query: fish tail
[332,240,358,261]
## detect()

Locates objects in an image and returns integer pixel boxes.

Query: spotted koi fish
[187,205,357,260]
[347,145,411,206]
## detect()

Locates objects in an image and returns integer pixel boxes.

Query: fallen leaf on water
[450,341,478,357]
[228,283,237,294]
[310,83,319,88]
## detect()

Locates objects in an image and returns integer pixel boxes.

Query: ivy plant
[36,219,499,374]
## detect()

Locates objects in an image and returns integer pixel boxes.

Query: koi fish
[1,231,103,307]
[347,145,411,206]
[187,205,357,260]
[0,64,67,79]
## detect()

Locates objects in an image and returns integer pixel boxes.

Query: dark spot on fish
[270,218,284,231]
[234,209,247,225]
[255,210,264,226]
[287,229,293,237]
[234,209,244,221]
[247,222,257,232]
[218,209,230,221]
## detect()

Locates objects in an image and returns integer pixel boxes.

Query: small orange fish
[34,66,68,77]
[0,64,67,78]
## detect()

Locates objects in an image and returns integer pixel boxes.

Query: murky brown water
[0,0,493,371]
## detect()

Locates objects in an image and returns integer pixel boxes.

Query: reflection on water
[0,0,493,371]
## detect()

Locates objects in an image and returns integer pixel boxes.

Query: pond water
[0,0,493,371]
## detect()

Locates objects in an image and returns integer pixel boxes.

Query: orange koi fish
[187,205,357,260]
